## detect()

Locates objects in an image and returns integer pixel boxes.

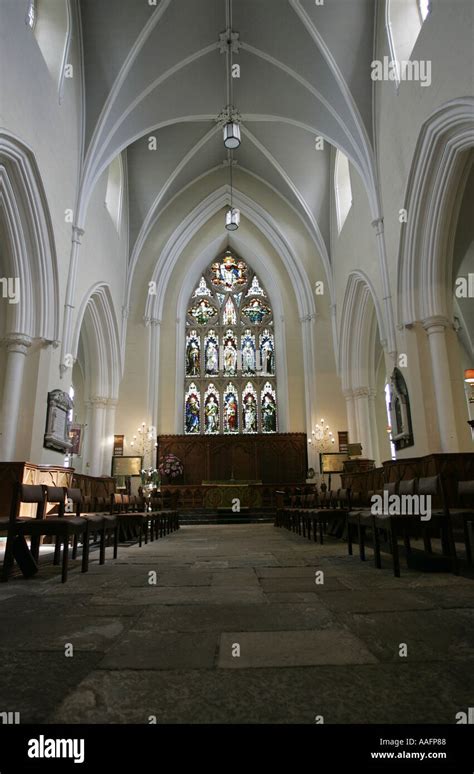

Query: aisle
[0,524,473,724]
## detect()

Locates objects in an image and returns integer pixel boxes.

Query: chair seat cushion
[81,514,105,526]
[102,514,118,526]
[20,517,87,534]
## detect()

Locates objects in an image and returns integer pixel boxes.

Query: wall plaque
[44,390,73,453]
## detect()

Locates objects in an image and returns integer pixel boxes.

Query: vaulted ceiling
[78,0,377,282]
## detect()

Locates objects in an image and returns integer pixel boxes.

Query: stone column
[301,313,317,471]
[422,316,458,452]
[144,317,161,434]
[60,225,84,378]
[371,217,396,356]
[0,334,32,460]
[102,398,118,476]
[353,387,374,460]
[368,388,381,465]
[88,396,108,476]
[343,388,357,444]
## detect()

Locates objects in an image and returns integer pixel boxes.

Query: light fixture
[464,369,474,384]
[218,0,241,150]
[225,207,240,231]
[225,149,240,231]
[224,121,241,150]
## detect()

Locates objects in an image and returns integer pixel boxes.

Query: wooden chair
[111,492,150,546]
[372,476,458,577]
[2,484,88,583]
[458,480,474,565]
[66,488,119,564]
[347,484,391,563]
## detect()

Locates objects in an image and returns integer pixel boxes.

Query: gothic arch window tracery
[184,251,277,435]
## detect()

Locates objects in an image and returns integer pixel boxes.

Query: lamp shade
[225,207,240,231]
[464,369,474,383]
[223,122,241,149]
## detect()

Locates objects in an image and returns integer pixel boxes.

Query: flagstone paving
[0,524,473,724]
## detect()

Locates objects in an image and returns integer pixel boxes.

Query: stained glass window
[184,251,277,434]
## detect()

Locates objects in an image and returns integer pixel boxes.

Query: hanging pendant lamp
[225,152,240,231]
[223,121,241,150]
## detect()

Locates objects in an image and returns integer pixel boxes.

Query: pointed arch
[71,283,121,399]
[0,131,59,341]
[397,98,474,326]
[339,271,387,392]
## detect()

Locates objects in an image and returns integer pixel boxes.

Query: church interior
[0,0,473,734]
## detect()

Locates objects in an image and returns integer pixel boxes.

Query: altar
[201,480,263,509]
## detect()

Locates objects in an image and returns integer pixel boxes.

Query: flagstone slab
[217,629,379,668]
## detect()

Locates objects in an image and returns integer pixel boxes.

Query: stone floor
[0,524,473,724]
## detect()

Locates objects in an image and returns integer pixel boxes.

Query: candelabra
[308,418,335,490]
[308,418,336,451]
[130,422,159,511]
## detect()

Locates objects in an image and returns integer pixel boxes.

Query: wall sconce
[465,370,474,404]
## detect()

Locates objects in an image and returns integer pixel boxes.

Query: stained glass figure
[223,384,239,433]
[223,297,237,326]
[242,298,271,324]
[189,298,217,325]
[246,275,266,297]
[193,276,212,297]
[185,331,200,377]
[242,383,258,434]
[204,331,219,376]
[185,384,200,434]
[261,382,277,433]
[241,330,256,375]
[223,330,237,375]
[204,385,219,434]
[260,330,275,375]
[210,253,247,291]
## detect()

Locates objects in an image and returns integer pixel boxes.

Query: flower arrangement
[140,467,160,489]
[158,453,184,479]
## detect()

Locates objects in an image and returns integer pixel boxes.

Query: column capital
[90,396,108,408]
[343,388,354,400]
[1,333,32,355]
[72,225,85,244]
[353,386,370,398]
[106,398,118,408]
[371,217,384,235]
[422,315,451,334]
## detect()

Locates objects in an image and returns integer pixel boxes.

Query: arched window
[31,0,71,99]
[26,0,37,29]
[334,150,352,233]
[184,251,278,435]
[386,0,431,85]
[105,154,124,232]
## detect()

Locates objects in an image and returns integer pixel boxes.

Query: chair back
[275,491,285,510]
[383,482,397,495]
[65,487,83,517]
[398,479,416,496]
[44,486,67,516]
[458,480,474,504]
[9,483,46,523]
[417,474,448,513]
